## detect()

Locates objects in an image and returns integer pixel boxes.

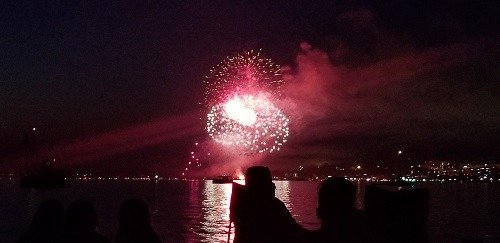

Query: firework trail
[182,141,211,177]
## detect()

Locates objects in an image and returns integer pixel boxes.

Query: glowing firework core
[207,93,289,153]
[224,96,257,126]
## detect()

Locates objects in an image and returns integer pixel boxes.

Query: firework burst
[206,94,289,153]
[204,49,283,106]
[204,50,289,154]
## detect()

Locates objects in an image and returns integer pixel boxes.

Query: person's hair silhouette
[317,177,356,225]
[231,166,306,243]
[245,166,276,198]
[17,199,65,243]
[64,199,109,243]
[314,177,370,243]
[115,198,161,243]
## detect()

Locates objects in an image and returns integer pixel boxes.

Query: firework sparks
[207,93,289,153]
[204,49,282,106]
[182,141,207,177]
[203,50,289,154]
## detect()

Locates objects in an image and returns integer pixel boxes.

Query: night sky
[1,1,498,175]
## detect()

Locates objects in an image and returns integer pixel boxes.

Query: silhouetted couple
[18,198,160,243]
[231,166,370,243]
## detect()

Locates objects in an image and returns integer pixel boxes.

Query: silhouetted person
[115,198,161,243]
[312,177,370,243]
[64,199,109,243]
[231,166,305,243]
[18,199,65,243]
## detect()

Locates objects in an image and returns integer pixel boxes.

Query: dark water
[0,180,498,242]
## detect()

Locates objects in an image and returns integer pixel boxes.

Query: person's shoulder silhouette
[115,198,161,243]
[313,177,370,243]
[64,199,109,243]
[17,199,65,243]
[232,166,305,243]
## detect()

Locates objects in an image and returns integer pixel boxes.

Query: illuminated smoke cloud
[277,38,497,163]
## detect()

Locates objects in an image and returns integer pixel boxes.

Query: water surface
[0,180,498,242]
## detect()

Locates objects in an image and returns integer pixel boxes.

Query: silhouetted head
[66,199,98,233]
[245,166,275,198]
[118,198,151,230]
[317,177,356,225]
[29,199,64,232]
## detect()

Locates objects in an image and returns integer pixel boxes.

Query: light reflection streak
[274,180,291,208]
[356,180,365,210]
[197,180,291,242]
[187,180,204,240]
[200,181,234,242]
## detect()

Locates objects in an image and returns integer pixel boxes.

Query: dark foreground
[0,180,498,242]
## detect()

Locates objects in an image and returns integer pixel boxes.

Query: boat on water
[19,129,66,189]
[212,176,233,184]
[20,159,65,189]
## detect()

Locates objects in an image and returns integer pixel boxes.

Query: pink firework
[206,93,289,153]
[204,49,282,106]
[204,50,289,153]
